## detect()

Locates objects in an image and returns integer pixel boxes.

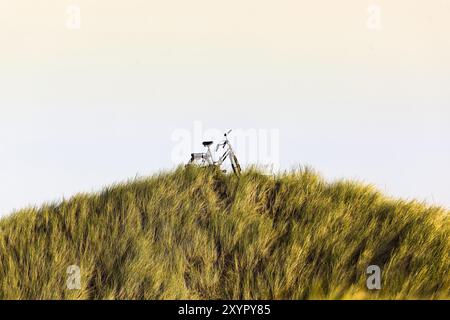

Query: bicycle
[188,130,242,175]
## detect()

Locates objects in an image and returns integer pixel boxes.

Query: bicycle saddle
[202,141,213,147]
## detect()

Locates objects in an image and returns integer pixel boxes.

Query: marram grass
[0,166,448,299]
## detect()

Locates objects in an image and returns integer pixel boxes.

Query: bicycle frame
[215,131,235,165]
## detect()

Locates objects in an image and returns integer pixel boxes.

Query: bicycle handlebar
[216,140,228,151]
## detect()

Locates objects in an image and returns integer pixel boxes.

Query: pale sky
[1,1,449,216]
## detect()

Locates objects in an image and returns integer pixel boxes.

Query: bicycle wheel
[231,155,242,175]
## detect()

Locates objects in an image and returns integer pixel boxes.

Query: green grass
[0,166,448,299]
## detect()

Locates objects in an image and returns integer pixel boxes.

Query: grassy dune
[0,166,448,299]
